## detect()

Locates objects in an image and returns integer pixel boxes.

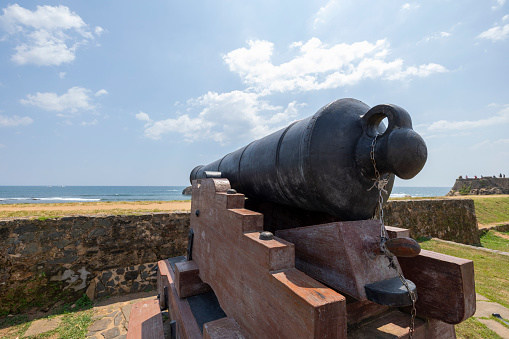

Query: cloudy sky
[0,1,508,186]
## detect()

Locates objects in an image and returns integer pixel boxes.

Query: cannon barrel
[190,98,427,220]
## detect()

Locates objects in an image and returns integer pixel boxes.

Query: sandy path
[0,201,191,212]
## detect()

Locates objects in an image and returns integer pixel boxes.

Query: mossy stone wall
[383,199,480,245]
[0,213,189,314]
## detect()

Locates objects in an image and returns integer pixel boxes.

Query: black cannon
[190,98,427,221]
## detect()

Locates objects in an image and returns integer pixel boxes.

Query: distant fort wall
[447,177,509,196]
[0,199,479,314]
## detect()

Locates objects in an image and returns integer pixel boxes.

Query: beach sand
[0,201,192,219]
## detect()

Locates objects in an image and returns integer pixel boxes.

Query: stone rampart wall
[0,213,189,314]
[383,199,479,245]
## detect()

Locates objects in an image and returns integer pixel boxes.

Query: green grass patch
[419,238,509,309]
[479,230,509,252]
[56,308,94,339]
[455,317,503,339]
[473,196,509,225]
[0,294,94,339]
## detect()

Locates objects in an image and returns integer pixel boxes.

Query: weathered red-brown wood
[348,310,456,338]
[398,249,475,324]
[346,300,390,327]
[157,259,202,339]
[174,260,211,298]
[203,317,245,339]
[275,220,401,300]
[347,310,428,338]
[191,178,347,338]
[127,299,164,339]
[385,226,410,238]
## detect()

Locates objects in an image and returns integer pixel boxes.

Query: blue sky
[0,1,508,187]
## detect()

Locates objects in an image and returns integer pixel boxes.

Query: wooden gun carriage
[129,99,475,338]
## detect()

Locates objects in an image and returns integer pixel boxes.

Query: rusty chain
[370,134,417,338]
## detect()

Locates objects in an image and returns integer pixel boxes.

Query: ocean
[0,186,451,204]
[0,186,191,204]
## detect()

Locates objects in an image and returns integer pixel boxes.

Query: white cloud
[80,119,97,126]
[94,26,104,36]
[471,138,509,151]
[494,138,509,144]
[0,114,33,127]
[420,31,451,43]
[59,72,66,79]
[141,91,302,143]
[0,144,6,148]
[492,0,506,10]
[139,37,446,143]
[401,3,420,11]
[477,23,509,41]
[223,38,447,93]
[313,0,340,28]
[21,86,95,113]
[0,4,101,66]
[95,89,108,96]
[428,105,509,131]
[135,111,151,123]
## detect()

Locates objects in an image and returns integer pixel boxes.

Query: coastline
[0,200,192,219]
[1,195,508,222]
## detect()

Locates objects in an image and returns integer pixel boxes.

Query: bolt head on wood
[259,231,274,240]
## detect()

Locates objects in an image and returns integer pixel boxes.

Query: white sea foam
[34,197,101,202]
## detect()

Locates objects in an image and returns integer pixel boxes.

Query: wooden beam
[398,249,476,324]
[126,299,164,339]
[203,317,245,339]
[174,260,211,298]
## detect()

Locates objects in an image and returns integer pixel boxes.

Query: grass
[455,317,503,339]
[56,308,94,339]
[419,238,509,309]
[479,230,509,252]
[473,196,509,225]
[0,294,94,339]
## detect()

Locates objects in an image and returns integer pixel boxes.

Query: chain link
[370,134,417,338]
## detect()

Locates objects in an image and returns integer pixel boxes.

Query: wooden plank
[398,249,476,324]
[241,232,295,271]
[276,220,400,300]
[126,299,164,339]
[347,310,427,338]
[427,319,456,338]
[174,260,211,298]
[203,317,245,339]
[385,226,410,238]
[190,179,347,338]
[346,300,389,326]
[157,259,202,339]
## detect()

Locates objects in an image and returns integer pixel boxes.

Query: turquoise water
[0,186,191,204]
[0,186,450,204]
